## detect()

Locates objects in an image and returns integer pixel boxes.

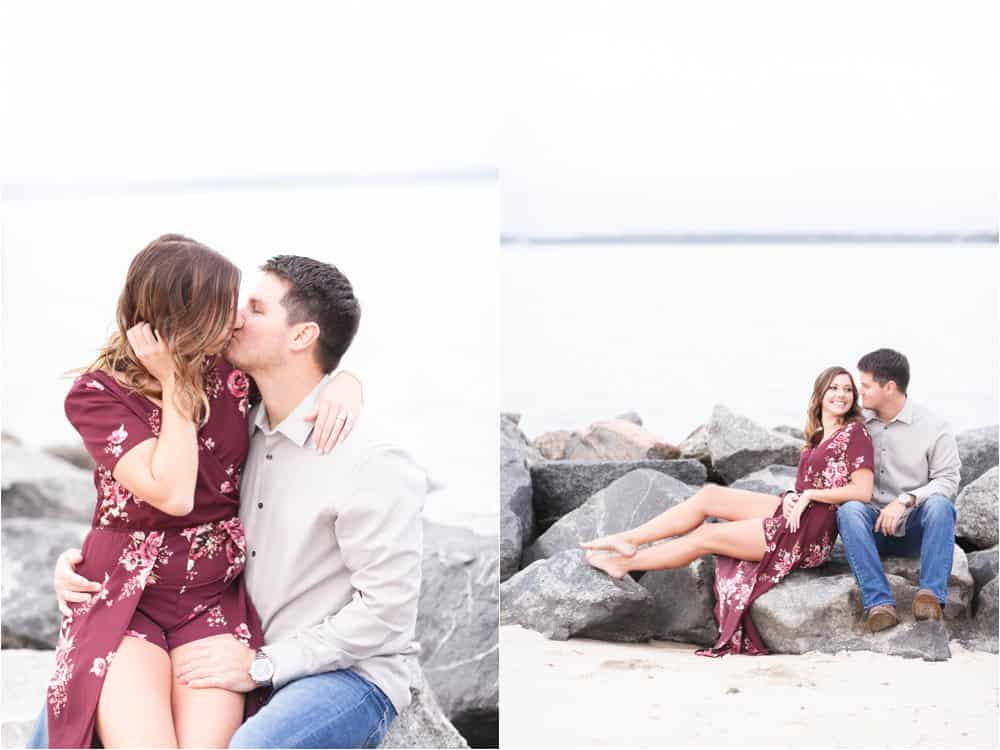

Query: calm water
[2,181,499,535]
[502,242,998,442]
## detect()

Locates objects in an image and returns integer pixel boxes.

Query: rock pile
[500,409,999,661]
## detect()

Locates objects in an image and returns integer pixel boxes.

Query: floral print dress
[696,420,874,657]
[47,357,266,748]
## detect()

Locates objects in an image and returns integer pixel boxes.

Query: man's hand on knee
[174,635,256,692]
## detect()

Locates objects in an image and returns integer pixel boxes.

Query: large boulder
[678,424,711,466]
[529,459,706,530]
[955,467,999,550]
[707,405,803,483]
[751,571,951,661]
[380,665,470,749]
[731,465,798,496]
[967,546,999,592]
[418,521,498,732]
[773,425,805,440]
[0,650,469,750]
[500,414,535,581]
[500,550,654,642]
[2,518,89,649]
[952,577,999,655]
[638,555,717,646]
[42,442,96,472]
[532,419,680,462]
[522,470,696,566]
[1,443,96,523]
[957,425,999,489]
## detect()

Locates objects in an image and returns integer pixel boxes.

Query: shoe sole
[913,595,943,621]
[868,612,899,632]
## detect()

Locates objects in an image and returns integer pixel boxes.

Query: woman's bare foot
[580,534,637,557]
[584,549,632,579]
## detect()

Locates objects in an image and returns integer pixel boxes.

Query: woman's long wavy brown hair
[803,366,863,449]
[77,234,240,425]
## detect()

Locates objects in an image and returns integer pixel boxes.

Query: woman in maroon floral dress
[582,366,874,656]
[47,235,361,748]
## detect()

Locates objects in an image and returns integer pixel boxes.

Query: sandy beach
[500,625,999,749]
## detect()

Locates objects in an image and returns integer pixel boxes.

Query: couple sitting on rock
[28,235,426,748]
[583,348,961,656]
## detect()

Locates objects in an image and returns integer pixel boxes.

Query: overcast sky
[501,2,997,236]
[3,2,996,233]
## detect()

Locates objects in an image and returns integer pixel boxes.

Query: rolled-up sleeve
[263,444,425,689]
[910,429,961,503]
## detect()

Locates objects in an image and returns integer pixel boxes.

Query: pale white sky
[2,1,497,184]
[501,1,997,235]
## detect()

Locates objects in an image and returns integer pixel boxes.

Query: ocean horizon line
[3,168,499,201]
[502,231,998,245]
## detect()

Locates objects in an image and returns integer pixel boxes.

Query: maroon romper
[696,420,874,657]
[47,357,267,748]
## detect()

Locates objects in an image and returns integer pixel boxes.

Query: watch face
[251,657,274,682]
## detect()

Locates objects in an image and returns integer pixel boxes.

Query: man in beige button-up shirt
[836,349,961,636]
[178,257,425,748]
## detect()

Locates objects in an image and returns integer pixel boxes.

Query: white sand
[500,625,999,749]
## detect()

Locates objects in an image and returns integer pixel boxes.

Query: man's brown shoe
[913,589,943,621]
[867,604,899,633]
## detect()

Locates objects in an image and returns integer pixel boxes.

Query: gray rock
[678,424,711,466]
[532,419,679,462]
[529,459,706,530]
[501,415,535,581]
[731,465,798,496]
[0,650,469,750]
[2,518,89,649]
[967,546,999,592]
[522,469,696,566]
[1,443,96,523]
[500,550,655,642]
[953,577,999,654]
[708,405,803,483]
[418,521,498,728]
[773,425,806,440]
[957,425,999,489]
[42,443,96,472]
[638,555,717,646]
[751,571,951,661]
[955,466,999,549]
[616,411,643,426]
[380,666,470,749]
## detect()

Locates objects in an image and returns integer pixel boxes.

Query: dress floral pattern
[47,356,267,748]
[696,420,874,657]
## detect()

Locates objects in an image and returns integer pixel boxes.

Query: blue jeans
[25,669,396,749]
[836,495,956,612]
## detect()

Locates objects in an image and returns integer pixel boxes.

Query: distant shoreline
[502,231,998,245]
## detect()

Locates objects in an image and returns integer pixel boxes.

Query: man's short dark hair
[857,348,910,395]
[261,255,361,373]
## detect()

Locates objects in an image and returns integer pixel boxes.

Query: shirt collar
[862,398,915,425]
[251,374,330,447]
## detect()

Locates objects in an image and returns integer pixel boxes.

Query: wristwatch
[249,649,275,687]
[901,494,916,509]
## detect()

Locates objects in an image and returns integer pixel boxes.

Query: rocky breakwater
[1,438,491,748]
[500,408,1000,660]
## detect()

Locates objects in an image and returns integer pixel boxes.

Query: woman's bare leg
[96,635,178,748]
[581,484,780,555]
[586,518,768,579]
[171,636,246,749]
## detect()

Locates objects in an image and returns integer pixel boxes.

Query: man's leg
[229,670,397,749]
[899,494,957,606]
[24,707,47,749]
[837,501,894,611]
